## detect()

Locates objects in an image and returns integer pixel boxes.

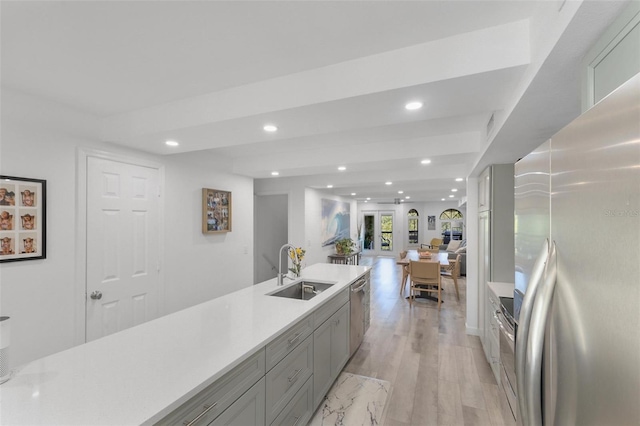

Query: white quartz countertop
[488,281,514,299]
[0,263,370,425]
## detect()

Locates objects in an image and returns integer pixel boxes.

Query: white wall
[304,188,357,266]
[0,89,254,366]
[253,179,356,268]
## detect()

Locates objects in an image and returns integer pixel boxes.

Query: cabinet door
[330,303,350,379]
[210,377,265,426]
[313,312,333,408]
[313,302,350,409]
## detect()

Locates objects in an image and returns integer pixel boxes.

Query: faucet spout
[277,243,297,286]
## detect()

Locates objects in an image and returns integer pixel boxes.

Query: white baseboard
[466,326,481,336]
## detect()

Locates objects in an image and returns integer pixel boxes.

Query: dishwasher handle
[351,278,367,293]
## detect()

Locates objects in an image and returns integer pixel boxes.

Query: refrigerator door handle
[525,241,558,426]
[516,239,549,426]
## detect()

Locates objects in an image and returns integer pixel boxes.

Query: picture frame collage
[0,175,47,262]
[202,188,231,233]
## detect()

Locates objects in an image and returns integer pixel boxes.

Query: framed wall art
[202,188,231,233]
[0,175,46,262]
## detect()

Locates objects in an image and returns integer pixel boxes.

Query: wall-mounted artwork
[321,198,350,246]
[0,175,46,263]
[428,215,436,230]
[202,188,231,233]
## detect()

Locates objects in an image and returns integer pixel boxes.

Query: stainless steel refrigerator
[514,72,640,425]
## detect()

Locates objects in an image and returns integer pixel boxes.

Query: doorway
[254,194,288,284]
[362,210,395,255]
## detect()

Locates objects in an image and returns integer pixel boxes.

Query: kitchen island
[0,263,370,425]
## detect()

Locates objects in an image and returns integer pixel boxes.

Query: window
[440,209,464,242]
[381,213,393,251]
[408,209,419,244]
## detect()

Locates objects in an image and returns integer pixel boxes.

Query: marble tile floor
[309,372,391,426]
[342,255,514,426]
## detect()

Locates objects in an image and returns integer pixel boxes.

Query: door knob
[90,291,103,300]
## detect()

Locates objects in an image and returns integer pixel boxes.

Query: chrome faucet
[277,243,296,286]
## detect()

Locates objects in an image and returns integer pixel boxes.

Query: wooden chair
[399,251,409,294]
[420,238,442,249]
[408,260,442,309]
[440,254,461,301]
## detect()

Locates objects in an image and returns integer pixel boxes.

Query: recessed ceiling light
[449,195,454,198]
[165,140,179,147]
[421,159,431,165]
[455,178,463,182]
[400,200,405,202]
[441,198,446,201]
[366,197,371,201]
[405,196,410,199]
[351,193,356,196]
[405,101,423,110]
[364,200,368,203]
[338,166,346,171]
[398,190,404,194]
[271,171,279,176]
[451,189,458,192]
[263,124,278,132]
[385,181,392,185]
[327,184,333,188]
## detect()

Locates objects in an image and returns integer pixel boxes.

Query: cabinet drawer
[265,315,313,371]
[270,376,314,426]
[313,288,349,329]
[156,350,265,426]
[265,336,313,425]
[210,377,266,426]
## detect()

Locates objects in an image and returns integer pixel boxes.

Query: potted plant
[335,238,355,255]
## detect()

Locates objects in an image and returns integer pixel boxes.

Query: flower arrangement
[288,247,305,277]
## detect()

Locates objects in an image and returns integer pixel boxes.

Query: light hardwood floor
[343,255,513,426]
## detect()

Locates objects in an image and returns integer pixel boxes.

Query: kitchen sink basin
[269,281,334,301]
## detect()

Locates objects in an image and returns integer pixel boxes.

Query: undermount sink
[269,281,334,301]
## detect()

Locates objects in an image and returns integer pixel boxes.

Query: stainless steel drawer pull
[287,332,302,345]
[351,282,367,293]
[288,368,302,383]
[183,402,218,426]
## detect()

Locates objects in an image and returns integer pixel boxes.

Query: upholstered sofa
[439,240,467,276]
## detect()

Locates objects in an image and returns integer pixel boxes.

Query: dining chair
[440,253,461,301]
[408,260,442,309]
[399,250,409,294]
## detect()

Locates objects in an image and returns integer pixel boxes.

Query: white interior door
[86,157,160,342]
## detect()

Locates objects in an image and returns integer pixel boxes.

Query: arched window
[439,209,464,243]
[407,209,419,244]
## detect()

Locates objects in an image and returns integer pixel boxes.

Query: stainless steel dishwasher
[349,273,370,356]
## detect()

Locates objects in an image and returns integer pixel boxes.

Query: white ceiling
[0,0,629,204]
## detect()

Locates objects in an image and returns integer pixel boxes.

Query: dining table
[397,250,450,299]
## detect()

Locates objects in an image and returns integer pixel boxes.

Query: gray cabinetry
[156,273,370,426]
[484,284,500,381]
[271,377,314,426]
[155,350,265,425]
[210,378,266,426]
[265,315,314,371]
[265,335,313,425]
[313,301,350,408]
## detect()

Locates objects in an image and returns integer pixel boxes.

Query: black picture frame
[0,175,47,262]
